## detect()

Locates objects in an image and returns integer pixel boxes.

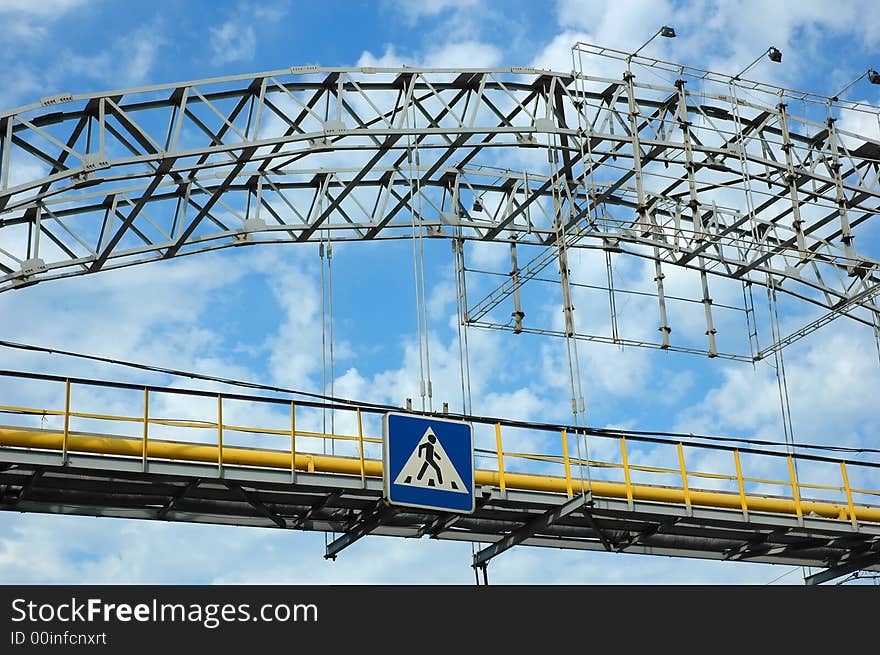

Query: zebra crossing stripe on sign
[392,427,467,493]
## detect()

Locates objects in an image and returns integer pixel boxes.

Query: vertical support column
[680,78,711,355]
[621,437,633,508]
[742,281,761,361]
[142,388,149,472]
[357,408,366,488]
[1,116,13,191]
[31,205,42,261]
[777,102,806,256]
[252,77,267,142]
[677,442,691,515]
[734,450,749,518]
[825,115,856,274]
[561,430,573,498]
[623,68,649,236]
[700,267,718,357]
[61,379,71,466]
[217,394,224,477]
[495,422,506,493]
[787,456,802,523]
[676,77,703,201]
[558,243,576,338]
[627,67,675,347]
[510,240,524,334]
[98,97,106,156]
[654,257,671,349]
[290,401,297,484]
[605,250,620,344]
[840,461,857,527]
[453,238,469,322]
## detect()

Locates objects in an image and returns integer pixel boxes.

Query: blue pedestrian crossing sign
[384,412,475,513]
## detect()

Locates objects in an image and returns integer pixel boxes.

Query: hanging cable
[405,101,428,412]
[570,54,604,494]
[319,239,328,455]
[413,102,433,412]
[453,235,473,416]
[766,276,797,453]
[729,81,765,365]
[1,361,877,458]
[327,239,336,455]
[548,105,586,430]
[872,306,880,366]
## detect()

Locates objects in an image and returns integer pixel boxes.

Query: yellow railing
[1,371,879,523]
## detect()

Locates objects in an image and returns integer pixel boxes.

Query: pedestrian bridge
[0,370,877,583]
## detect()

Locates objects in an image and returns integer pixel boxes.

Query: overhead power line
[0,338,879,463]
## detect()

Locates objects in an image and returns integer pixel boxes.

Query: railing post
[290,402,297,484]
[561,430,573,498]
[217,394,224,477]
[142,387,149,472]
[621,437,633,507]
[495,423,506,493]
[61,378,71,465]
[677,442,691,514]
[734,450,748,518]
[357,408,366,487]
[787,456,802,522]
[840,461,857,526]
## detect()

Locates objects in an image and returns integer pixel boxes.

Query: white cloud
[2,0,879,588]
[208,1,289,65]
[209,21,257,65]
[358,40,502,68]
[387,0,481,23]
[0,511,788,584]
[54,24,164,86]
[0,0,83,16]
[675,325,880,444]
[553,0,880,94]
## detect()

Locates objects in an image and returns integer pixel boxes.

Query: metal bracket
[325,500,394,560]
[614,518,676,553]
[805,546,880,585]
[582,505,615,552]
[728,532,852,563]
[15,469,43,507]
[723,528,788,561]
[472,495,586,568]
[289,491,342,530]
[418,497,488,538]
[157,479,199,520]
[225,481,286,529]
[417,512,464,539]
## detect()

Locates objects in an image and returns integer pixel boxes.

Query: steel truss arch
[1,64,879,352]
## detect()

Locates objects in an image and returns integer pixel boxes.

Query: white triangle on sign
[393,427,467,493]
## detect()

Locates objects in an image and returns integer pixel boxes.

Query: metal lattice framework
[3,48,880,582]
[1,50,879,359]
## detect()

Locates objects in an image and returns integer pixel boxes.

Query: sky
[1,0,880,585]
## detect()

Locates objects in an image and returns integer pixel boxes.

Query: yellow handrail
[2,373,880,527]
[3,426,878,522]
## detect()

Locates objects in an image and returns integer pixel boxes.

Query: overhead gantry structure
[0,370,878,584]
[0,50,878,359]
[1,48,880,583]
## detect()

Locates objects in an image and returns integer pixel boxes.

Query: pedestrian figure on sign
[417,433,443,486]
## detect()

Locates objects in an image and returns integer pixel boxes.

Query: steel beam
[805,548,880,585]
[3,66,875,331]
[472,495,587,568]
[225,481,287,529]
[324,500,393,560]
[157,479,199,519]
[15,468,42,506]
[289,491,342,529]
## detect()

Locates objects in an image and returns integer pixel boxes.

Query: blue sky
[1,0,880,584]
